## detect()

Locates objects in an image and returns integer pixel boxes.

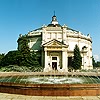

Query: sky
[0,0,100,61]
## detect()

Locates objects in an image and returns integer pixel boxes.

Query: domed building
[17,14,93,72]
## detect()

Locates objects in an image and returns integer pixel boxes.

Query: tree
[0,53,5,67]
[92,56,100,67]
[0,36,40,72]
[92,56,96,67]
[0,50,20,66]
[95,61,100,67]
[72,44,82,70]
[18,36,30,66]
[0,53,5,62]
[93,61,100,67]
[19,36,30,54]
[18,36,40,67]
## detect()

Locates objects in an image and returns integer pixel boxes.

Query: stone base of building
[43,67,68,72]
[81,66,93,70]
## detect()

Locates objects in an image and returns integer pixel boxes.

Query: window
[57,33,62,39]
[47,33,51,39]
[52,57,57,60]
[52,33,56,39]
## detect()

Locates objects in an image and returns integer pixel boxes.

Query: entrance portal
[52,62,57,70]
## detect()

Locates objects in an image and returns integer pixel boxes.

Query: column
[62,51,68,72]
[45,50,47,68]
[44,48,48,72]
[41,48,44,67]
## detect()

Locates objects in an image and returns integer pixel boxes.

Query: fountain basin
[0,72,100,96]
[0,82,100,96]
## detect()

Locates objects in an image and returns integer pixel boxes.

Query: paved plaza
[0,93,100,100]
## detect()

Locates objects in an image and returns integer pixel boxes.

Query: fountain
[0,70,100,96]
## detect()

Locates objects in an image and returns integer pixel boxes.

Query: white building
[17,15,93,72]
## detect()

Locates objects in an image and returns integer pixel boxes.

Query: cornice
[67,34,92,43]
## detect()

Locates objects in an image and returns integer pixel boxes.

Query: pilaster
[62,25,67,44]
[42,25,47,45]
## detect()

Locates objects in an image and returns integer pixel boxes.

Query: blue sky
[0,0,100,61]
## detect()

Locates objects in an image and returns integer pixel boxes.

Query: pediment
[43,39,68,47]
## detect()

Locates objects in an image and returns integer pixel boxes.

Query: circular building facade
[17,15,93,72]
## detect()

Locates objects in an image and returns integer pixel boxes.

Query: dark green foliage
[18,36,40,67]
[92,56,100,67]
[0,36,41,71]
[0,65,31,72]
[95,61,100,67]
[0,50,20,66]
[0,53,5,64]
[72,44,82,70]
[19,36,30,54]
[92,56,96,67]
[93,61,100,67]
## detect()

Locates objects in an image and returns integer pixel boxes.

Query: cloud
[93,55,100,61]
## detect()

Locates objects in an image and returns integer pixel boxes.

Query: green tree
[0,53,5,67]
[0,50,20,66]
[18,36,40,67]
[96,61,100,67]
[93,61,100,67]
[72,44,82,70]
[19,37,30,54]
[92,56,100,67]
[0,36,40,72]
[92,56,96,67]
[18,36,30,66]
[0,53,5,62]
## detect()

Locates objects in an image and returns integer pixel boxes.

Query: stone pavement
[0,93,100,100]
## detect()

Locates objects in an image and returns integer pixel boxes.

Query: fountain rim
[0,72,99,77]
[0,81,100,96]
